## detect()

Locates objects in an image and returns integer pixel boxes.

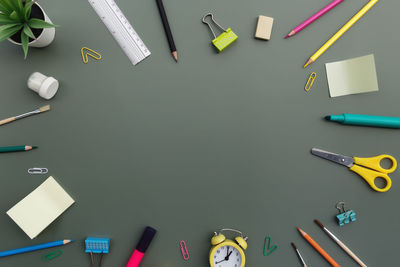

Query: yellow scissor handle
[350,165,392,192]
[353,155,397,174]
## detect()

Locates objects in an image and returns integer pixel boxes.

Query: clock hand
[215,249,233,265]
[226,247,229,257]
[215,259,227,264]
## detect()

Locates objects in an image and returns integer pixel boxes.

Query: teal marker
[325,114,400,129]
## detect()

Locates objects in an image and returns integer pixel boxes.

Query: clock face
[212,245,242,267]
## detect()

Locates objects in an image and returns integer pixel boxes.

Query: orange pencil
[297,227,341,267]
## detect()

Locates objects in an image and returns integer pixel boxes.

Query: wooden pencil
[285,0,345,38]
[0,240,73,257]
[0,146,37,153]
[297,227,341,267]
[304,0,379,67]
[155,0,178,62]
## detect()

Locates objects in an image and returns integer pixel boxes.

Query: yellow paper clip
[81,47,102,64]
[305,72,316,92]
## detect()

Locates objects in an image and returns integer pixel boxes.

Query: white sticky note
[325,54,379,97]
[7,177,75,239]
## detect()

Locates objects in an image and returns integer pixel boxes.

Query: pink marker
[126,226,157,267]
[285,0,345,38]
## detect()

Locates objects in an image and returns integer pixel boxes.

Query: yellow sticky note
[7,177,75,239]
[325,54,379,97]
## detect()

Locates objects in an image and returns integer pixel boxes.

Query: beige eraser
[255,15,274,40]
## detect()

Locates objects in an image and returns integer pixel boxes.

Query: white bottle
[27,72,59,100]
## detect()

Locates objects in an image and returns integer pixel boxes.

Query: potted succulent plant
[0,0,56,58]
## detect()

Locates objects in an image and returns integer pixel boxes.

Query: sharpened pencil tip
[172,51,178,62]
[297,227,306,236]
[325,115,331,120]
[32,146,38,149]
[291,242,297,249]
[285,31,295,39]
[304,59,313,68]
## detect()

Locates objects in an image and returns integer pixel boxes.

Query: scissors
[311,148,397,192]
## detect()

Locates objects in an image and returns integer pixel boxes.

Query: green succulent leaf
[22,23,34,38]
[16,0,23,11]
[0,2,12,15]
[9,10,19,20]
[0,23,22,41]
[8,0,23,17]
[28,18,55,29]
[5,1,16,13]
[21,30,28,59]
[0,13,16,23]
[0,22,18,30]
[0,0,14,15]
[24,0,34,20]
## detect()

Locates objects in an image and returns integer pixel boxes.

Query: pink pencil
[285,0,345,38]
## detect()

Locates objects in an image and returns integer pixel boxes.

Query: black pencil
[155,0,178,62]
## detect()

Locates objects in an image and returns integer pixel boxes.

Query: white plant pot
[8,3,55,48]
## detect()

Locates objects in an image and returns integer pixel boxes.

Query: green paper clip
[202,13,238,52]
[43,249,63,260]
[263,236,278,256]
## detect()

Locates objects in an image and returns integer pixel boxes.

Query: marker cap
[136,226,157,253]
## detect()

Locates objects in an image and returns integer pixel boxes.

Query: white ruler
[88,0,151,65]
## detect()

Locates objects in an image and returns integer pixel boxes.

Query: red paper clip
[179,241,189,261]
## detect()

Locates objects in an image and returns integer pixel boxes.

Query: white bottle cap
[27,72,59,100]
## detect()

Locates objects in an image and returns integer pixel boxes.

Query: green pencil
[0,146,38,153]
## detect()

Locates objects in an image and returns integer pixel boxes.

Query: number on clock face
[213,245,242,267]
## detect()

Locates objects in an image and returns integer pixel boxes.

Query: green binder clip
[202,13,238,52]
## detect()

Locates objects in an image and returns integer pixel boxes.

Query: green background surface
[0,0,399,266]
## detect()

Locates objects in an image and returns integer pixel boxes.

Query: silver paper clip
[28,168,48,174]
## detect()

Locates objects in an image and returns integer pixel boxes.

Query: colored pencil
[0,240,73,258]
[304,0,379,68]
[0,105,51,126]
[314,220,367,267]
[285,0,345,38]
[0,146,37,153]
[155,0,178,62]
[297,227,340,267]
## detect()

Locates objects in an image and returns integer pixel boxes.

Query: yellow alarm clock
[209,229,248,267]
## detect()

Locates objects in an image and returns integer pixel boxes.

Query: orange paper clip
[179,241,189,261]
